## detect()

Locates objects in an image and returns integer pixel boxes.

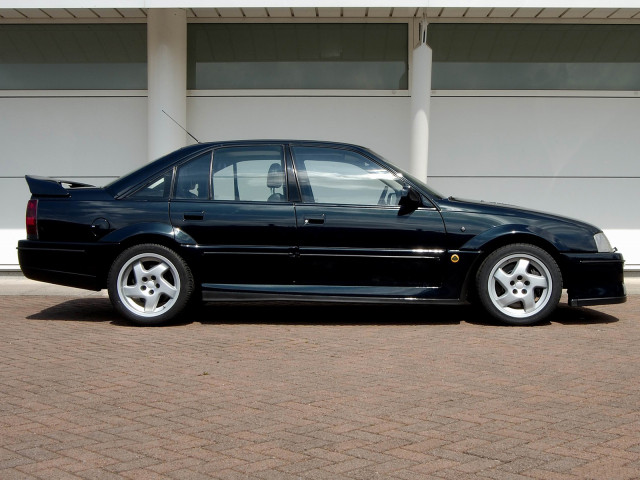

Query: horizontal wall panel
[428,176,640,267]
[427,93,640,268]
[187,23,408,90]
[0,24,147,89]
[186,95,411,172]
[0,96,147,177]
[427,177,639,231]
[0,177,118,230]
[428,24,640,90]
[0,176,117,269]
[0,229,23,268]
[429,96,640,177]
[0,176,30,267]
[0,178,31,231]
[0,177,110,270]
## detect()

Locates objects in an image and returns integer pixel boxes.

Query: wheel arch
[96,225,196,289]
[460,231,564,302]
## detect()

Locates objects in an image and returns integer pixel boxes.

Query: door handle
[304,215,325,225]
[184,211,205,221]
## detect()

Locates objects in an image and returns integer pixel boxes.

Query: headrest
[267,163,284,189]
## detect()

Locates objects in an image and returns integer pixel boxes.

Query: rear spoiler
[25,175,94,197]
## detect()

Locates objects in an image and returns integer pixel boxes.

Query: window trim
[187,90,409,97]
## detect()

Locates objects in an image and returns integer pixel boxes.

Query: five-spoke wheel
[108,244,194,325]
[476,244,562,325]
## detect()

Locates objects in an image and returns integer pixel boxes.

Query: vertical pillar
[410,19,432,183]
[147,8,187,163]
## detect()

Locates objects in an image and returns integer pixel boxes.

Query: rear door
[169,145,297,285]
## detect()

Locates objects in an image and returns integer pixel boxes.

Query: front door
[290,145,447,292]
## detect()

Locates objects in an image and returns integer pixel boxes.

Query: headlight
[594,232,613,253]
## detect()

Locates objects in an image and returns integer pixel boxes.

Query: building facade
[1,1,639,270]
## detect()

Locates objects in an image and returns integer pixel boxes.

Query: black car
[18,140,626,326]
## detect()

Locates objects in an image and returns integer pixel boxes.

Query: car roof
[104,140,374,197]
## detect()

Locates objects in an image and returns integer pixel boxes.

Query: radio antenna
[162,110,201,144]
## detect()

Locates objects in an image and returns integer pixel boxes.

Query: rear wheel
[107,244,194,326]
[476,244,562,325]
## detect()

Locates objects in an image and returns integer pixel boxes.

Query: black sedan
[18,140,626,326]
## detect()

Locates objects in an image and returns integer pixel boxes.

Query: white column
[410,20,432,183]
[147,8,187,163]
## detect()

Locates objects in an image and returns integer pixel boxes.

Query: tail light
[26,199,38,238]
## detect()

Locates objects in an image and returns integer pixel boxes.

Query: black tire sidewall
[476,244,562,326]
[107,244,194,326]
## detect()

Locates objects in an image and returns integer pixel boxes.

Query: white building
[1,1,639,271]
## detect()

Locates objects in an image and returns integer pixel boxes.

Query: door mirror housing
[398,186,422,214]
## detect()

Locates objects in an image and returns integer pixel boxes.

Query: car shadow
[189,302,469,327]
[549,305,620,325]
[26,297,126,324]
[25,297,619,327]
[465,304,619,327]
[176,301,621,327]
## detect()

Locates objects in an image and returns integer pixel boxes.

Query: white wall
[1,94,410,269]
[2,93,639,271]
[186,95,411,167]
[428,95,640,269]
[0,95,147,268]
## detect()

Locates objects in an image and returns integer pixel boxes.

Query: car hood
[438,196,600,233]
[431,195,606,253]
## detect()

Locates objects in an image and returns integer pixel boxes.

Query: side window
[129,169,173,200]
[174,153,211,200]
[291,147,404,206]
[212,146,286,202]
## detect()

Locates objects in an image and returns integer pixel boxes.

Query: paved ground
[0,277,639,479]
[1,272,637,297]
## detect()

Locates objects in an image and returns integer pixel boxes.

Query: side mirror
[398,186,422,214]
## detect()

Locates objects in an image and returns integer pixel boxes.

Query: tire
[107,244,194,326]
[476,243,562,326]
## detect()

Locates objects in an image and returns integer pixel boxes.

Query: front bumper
[561,252,627,307]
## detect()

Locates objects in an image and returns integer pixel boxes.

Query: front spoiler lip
[569,295,627,307]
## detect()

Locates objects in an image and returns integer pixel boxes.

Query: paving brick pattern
[0,295,639,479]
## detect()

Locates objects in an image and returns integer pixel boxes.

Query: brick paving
[0,294,639,479]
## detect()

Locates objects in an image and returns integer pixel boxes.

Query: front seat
[267,163,285,202]
[176,179,198,199]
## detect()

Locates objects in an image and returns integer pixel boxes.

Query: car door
[169,145,297,285]
[290,145,447,292]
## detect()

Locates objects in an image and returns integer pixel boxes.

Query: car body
[18,140,626,326]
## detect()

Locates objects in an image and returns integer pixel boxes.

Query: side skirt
[201,283,466,305]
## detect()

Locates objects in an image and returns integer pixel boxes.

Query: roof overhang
[2,1,640,6]
[1,1,639,20]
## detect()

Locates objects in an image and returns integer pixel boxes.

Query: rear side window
[212,146,286,202]
[129,170,173,200]
[174,153,212,200]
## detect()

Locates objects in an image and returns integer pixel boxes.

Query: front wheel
[107,244,194,326]
[476,244,562,325]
